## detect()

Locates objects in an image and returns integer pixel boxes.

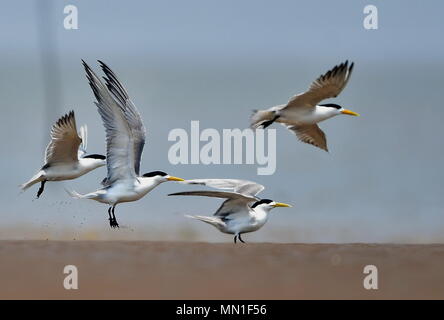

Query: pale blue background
[0,0,443,242]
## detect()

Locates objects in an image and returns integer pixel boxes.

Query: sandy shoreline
[0,241,443,299]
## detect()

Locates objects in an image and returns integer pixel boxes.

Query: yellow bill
[167,176,185,182]
[273,202,292,208]
[341,109,360,116]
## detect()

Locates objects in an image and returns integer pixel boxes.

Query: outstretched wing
[78,124,88,158]
[83,60,142,184]
[181,179,264,197]
[168,190,257,202]
[285,124,328,152]
[168,190,258,218]
[285,61,354,110]
[45,111,82,164]
[98,60,146,176]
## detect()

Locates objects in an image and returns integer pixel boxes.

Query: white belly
[44,163,83,181]
[279,106,337,125]
[101,180,158,205]
[225,215,267,234]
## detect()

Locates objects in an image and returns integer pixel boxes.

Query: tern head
[251,199,292,212]
[319,103,360,117]
[141,171,185,183]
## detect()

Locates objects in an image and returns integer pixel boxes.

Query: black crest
[83,154,106,160]
[251,199,273,208]
[142,171,168,178]
[319,103,342,109]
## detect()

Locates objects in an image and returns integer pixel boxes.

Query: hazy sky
[1,0,443,242]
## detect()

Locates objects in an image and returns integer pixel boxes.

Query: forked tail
[185,215,226,229]
[250,109,278,129]
[20,171,44,191]
[65,188,97,200]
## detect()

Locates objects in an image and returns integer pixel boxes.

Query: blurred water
[0,0,443,242]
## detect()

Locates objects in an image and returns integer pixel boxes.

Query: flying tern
[169,179,291,243]
[21,111,106,198]
[67,60,184,228]
[251,61,359,151]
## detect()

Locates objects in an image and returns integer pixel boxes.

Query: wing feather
[82,60,136,183]
[181,179,264,197]
[98,60,146,176]
[78,124,88,158]
[286,61,354,109]
[168,190,257,202]
[44,111,81,164]
[285,124,328,151]
[168,190,257,218]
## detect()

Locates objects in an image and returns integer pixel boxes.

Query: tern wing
[98,60,146,176]
[78,124,88,158]
[181,179,264,197]
[285,123,328,151]
[83,60,143,184]
[169,190,257,202]
[213,199,254,220]
[285,61,354,110]
[168,190,258,218]
[44,111,82,164]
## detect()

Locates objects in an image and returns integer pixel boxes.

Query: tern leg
[108,207,113,226]
[238,233,246,243]
[111,205,119,229]
[234,235,238,244]
[36,180,47,199]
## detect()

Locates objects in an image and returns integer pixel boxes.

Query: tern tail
[65,188,97,200]
[250,109,276,129]
[185,215,226,229]
[20,171,44,191]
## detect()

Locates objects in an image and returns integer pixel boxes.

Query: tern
[169,179,291,243]
[251,61,359,151]
[20,111,106,198]
[67,60,184,228]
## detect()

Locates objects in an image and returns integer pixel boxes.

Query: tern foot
[109,217,120,229]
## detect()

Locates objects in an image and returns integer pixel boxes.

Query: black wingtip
[98,60,117,80]
[56,110,75,127]
[167,192,189,196]
[81,59,90,70]
[82,59,93,75]
[349,62,355,71]
[97,59,110,71]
